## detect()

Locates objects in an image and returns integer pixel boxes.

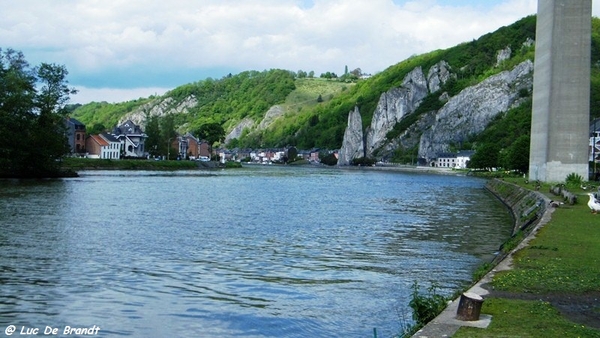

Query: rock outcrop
[496,46,512,66]
[418,60,534,162]
[258,105,284,130]
[365,66,429,156]
[118,96,198,128]
[339,45,534,165]
[427,61,452,94]
[338,106,364,165]
[225,118,255,143]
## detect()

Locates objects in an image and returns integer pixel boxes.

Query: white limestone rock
[365,67,428,156]
[338,106,364,166]
[225,118,255,143]
[418,60,534,162]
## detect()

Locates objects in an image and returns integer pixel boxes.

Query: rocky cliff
[418,60,533,162]
[118,96,198,128]
[365,67,429,156]
[338,106,364,165]
[339,52,534,165]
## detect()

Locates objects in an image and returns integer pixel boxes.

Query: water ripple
[0,167,512,337]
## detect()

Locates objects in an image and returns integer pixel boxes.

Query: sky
[1,0,599,104]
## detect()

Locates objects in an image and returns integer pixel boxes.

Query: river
[0,166,512,337]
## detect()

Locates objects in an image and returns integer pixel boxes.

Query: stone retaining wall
[485,179,550,262]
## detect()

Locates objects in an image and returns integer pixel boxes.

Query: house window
[76,134,80,141]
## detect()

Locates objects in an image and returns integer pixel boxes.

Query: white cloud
[5,0,599,103]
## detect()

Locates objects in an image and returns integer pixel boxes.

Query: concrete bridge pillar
[529,0,592,182]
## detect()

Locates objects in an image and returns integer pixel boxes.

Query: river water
[0,166,512,337]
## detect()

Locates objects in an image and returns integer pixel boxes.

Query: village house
[65,117,86,155]
[112,120,147,158]
[434,151,474,169]
[309,149,321,162]
[435,153,457,168]
[178,133,211,160]
[86,133,121,159]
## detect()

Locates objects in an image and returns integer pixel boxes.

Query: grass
[283,78,353,110]
[492,203,600,293]
[455,298,600,338]
[453,178,600,337]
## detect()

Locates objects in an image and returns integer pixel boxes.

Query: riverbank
[59,157,242,172]
[414,178,600,337]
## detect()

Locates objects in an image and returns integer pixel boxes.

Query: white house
[435,153,457,168]
[112,120,147,158]
[456,150,475,169]
[435,150,474,169]
[86,133,121,159]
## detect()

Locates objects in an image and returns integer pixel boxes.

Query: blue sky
[1,0,595,104]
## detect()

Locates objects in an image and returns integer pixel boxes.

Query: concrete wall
[529,0,591,182]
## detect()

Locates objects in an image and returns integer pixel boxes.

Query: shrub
[350,157,376,166]
[565,172,583,189]
[408,281,449,327]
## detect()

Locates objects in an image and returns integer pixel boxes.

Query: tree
[501,134,530,173]
[468,143,500,171]
[88,123,107,135]
[0,48,77,177]
[160,114,177,159]
[144,113,161,157]
[195,122,225,146]
[320,152,338,166]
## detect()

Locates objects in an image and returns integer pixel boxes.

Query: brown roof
[90,134,109,146]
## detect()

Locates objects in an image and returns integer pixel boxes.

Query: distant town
[67,117,482,169]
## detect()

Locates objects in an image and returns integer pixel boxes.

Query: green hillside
[71,15,600,158]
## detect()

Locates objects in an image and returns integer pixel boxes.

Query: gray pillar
[529,0,591,182]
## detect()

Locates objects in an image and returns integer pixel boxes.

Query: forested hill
[70,69,296,136]
[71,15,600,154]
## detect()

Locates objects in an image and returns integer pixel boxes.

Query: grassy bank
[453,178,600,337]
[62,157,201,171]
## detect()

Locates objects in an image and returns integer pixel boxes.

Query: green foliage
[350,157,376,166]
[391,145,418,164]
[319,152,338,166]
[68,97,154,134]
[408,281,449,327]
[145,114,161,156]
[468,99,532,171]
[468,143,501,171]
[194,122,225,146]
[224,161,242,168]
[565,173,584,189]
[0,48,76,177]
[472,262,493,281]
[61,157,197,170]
[72,69,295,143]
[499,134,530,173]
